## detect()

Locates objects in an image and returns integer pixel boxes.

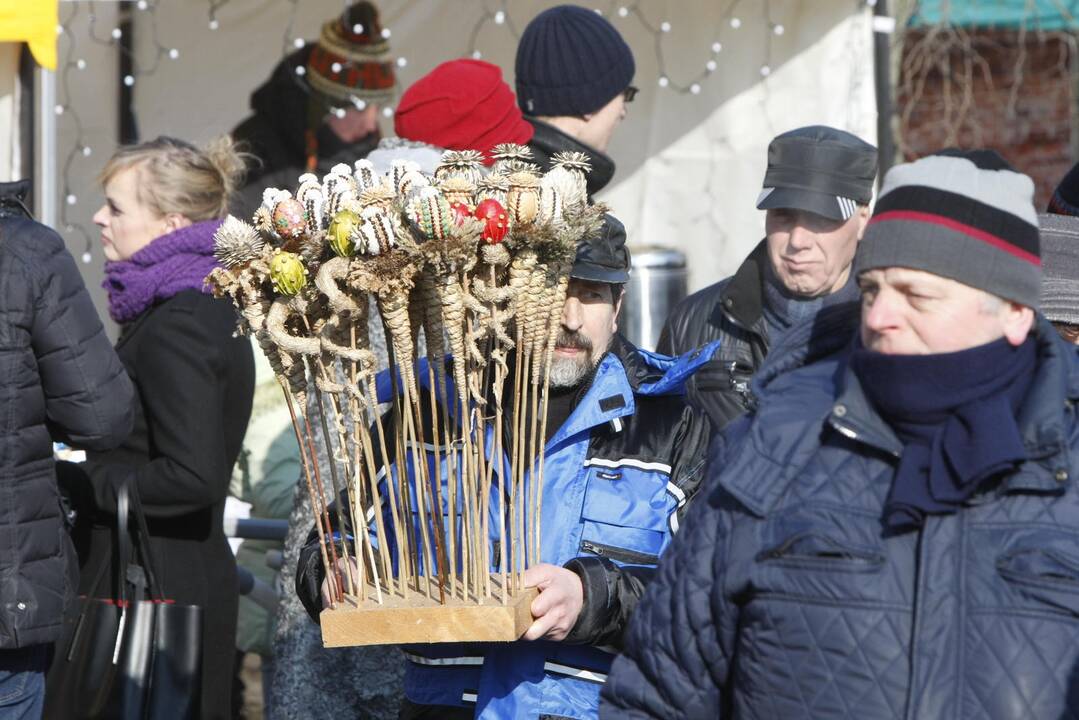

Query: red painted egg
[474,198,509,244]
[449,201,473,227]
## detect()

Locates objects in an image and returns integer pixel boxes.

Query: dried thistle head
[506,171,540,189]
[435,150,486,184]
[476,174,510,204]
[213,215,266,269]
[491,143,534,174]
[499,159,541,176]
[252,205,274,236]
[359,183,396,214]
[550,151,592,175]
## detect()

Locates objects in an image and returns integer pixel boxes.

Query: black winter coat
[657,240,772,432]
[526,117,616,197]
[59,289,254,720]
[230,47,380,220]
[0,216,133,649]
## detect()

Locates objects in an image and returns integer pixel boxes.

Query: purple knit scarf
[103,219,223,324]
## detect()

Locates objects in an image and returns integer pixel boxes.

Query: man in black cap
[658,125,878,431]
[297,214,712,719]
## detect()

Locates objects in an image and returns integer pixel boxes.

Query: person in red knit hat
[366,58,534,173]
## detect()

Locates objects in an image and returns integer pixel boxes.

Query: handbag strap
[125,480,166,602]
[116,483,131,607]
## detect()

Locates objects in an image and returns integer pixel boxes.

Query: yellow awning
[0,1,58,70]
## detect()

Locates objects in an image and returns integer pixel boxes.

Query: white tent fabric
[0,42,21,182]
[53,0,875,334]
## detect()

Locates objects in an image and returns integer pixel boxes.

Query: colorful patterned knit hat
[855,149,1041,308]
[305,2,397,107]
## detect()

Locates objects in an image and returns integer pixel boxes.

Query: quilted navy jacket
[0,215,133,648]
[602,316,1079,719]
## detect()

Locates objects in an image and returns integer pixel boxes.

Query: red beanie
[394,59,534,165]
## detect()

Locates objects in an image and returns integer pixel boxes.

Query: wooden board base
[320,577,539,647]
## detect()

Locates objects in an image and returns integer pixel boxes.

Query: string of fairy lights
[53,0,862,263]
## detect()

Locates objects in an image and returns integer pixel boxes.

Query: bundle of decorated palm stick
[208,146,606,644]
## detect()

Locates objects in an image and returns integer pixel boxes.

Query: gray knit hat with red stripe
[855,149,1041,308]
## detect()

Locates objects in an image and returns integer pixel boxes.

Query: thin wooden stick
[314,384,357,598]
[385,340,422,596]
[366,373,408,597]
[358,380,395,598]
[301,407,345,603]
[532,276,567,569]
[283,385,338,608]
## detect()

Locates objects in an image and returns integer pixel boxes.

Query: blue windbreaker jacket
[298,335,715,718]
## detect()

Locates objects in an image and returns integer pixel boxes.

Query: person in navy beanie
[515,4,636,196]
[1048,160,1079,215]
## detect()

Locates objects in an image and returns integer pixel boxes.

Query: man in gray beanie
[515,4,636,196]
[602,149,1079,719]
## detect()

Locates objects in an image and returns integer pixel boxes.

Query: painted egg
[474,198,510,244]
[272,198,308,240]
[450,201,473,226]
[327,209,361,257]
[359,213,396,255]
[269,250,307,295]
[504,174,540,227]
[406,189,454,241]
[537,186,563,224]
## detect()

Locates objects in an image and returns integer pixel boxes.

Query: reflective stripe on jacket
[298,335,715,718]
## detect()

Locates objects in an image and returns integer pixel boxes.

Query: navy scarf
[849,335,1037,530]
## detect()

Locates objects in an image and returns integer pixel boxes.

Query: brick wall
[897,29,1076,208]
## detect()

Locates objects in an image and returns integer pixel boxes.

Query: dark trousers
[399,698,473,720]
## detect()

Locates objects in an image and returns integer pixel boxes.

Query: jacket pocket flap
[758,532,884,572]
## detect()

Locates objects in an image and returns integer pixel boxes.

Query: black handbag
[44,481,203,719]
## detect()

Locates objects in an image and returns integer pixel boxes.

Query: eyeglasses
[623,85,639,103]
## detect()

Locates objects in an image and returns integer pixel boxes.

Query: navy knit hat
[515,5,635,117]
[1048,161,1079,216]
[856,149,1042,308]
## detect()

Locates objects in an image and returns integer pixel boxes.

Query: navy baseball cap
[570,214,630,284]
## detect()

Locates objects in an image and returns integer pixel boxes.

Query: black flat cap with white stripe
[756,125,878,221]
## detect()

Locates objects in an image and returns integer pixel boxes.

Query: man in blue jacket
[297,215,712,719]
[602,150,1079,719]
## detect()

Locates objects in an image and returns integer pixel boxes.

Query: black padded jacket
[0,211,134,648]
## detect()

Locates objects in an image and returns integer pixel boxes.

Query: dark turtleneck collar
[525,117,616,196]
[761,260,861,344]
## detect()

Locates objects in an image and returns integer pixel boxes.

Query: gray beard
[548,353,592,388]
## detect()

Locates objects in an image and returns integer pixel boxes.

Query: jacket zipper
[580,539,659,566]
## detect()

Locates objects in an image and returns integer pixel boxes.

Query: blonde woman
[54,136,254,719]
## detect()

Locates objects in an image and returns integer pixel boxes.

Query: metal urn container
[617,246,688,352]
